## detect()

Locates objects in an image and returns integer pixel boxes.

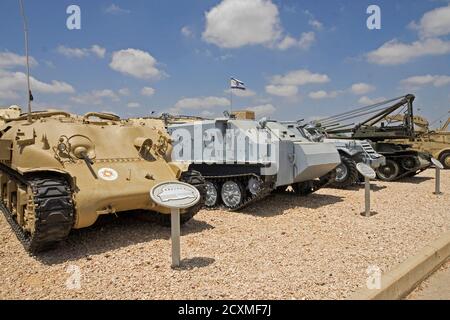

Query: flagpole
[230,87,233,114]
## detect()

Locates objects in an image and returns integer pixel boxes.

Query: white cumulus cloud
[0,51,38,69]
[266,69,329,98]
[246,104,276,118]
[105,4,130,15]
[277,32,315,50]
[70,89,119,105]
[90,45,106,58]
[141,87,156,96]
[367,38,450,65]
[0,69,74,100]
[401,75,450,88]
[225,89,256,97]
[358,96,386,106]
[350,83,376,95]
[410,4,450,38]
[265,85,298,97]
[57,45,106,58]
[309,19,323,31]
[174,96,230,111]
[181,26,194,38]
[202,0,316,51]
[118,88,130,96]
[203,0,282,49]
[271,69,330,86]
[109,49,163,80]
[127,102,140,108]
[308,90,341,100]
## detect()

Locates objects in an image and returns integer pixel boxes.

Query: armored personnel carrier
[0,109,205,253]
[167,111,340,210]
[282,121,386,188]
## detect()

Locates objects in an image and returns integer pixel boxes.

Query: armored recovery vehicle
[282,121,386,188]
[167,111,340,210]
[316,94,432,181]
[0,108,205,253]
[384,114,450,169]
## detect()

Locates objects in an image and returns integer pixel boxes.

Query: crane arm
[441,117,450,131]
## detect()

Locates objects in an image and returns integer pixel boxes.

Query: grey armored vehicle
[283,121,386,188]
[168,111,340,210]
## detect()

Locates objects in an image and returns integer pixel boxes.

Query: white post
[171,208,181,267]
[150,181,201,269]
[434,166,442,195]
[365,176,371,217]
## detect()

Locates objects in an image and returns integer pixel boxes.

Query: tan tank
[0,105,22,126]
[0,108,205,253]
[385,114,450,169]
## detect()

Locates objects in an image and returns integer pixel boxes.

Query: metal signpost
[356,163,377,217]
[431,158,444,195]
[150,181,201,267]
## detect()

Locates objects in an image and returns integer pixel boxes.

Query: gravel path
[1,170,449,300]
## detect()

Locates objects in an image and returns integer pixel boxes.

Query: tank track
[204,173,275,211]
[378,154,431,181]
[0,168,74,254]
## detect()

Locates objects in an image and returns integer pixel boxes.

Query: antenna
[18,0,33,123]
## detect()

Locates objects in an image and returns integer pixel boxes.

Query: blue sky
[1,0,449,127]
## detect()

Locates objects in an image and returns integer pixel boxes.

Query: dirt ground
[0,170,449,300]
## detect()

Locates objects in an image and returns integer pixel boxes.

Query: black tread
[0,174,74,254]
[293,169,336,196]
[202,174,274,211]
[376,154,431,181]
[330,155,359,189]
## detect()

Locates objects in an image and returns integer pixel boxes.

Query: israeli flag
[230,77,246,90]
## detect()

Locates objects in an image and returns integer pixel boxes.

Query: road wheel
[401,156,419,171]
[439,151,450,169]
[204,181,220,208]
[376,159,400,181]
[221,180,245,210]
[331,155,358,189]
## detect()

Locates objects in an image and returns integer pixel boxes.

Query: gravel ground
[0,170,449,300]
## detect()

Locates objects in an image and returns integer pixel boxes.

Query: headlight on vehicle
[57,141,67,152]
